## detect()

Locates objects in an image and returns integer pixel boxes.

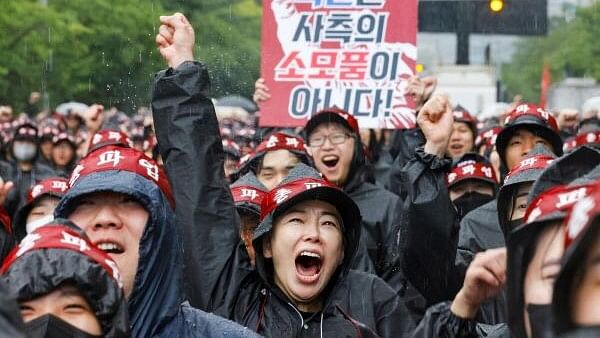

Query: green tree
[502,3,600,103]
[163,0,262,98]
[0,0,165,112]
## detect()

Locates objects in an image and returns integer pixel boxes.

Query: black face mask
[453,192,494,219]
[24,314,102,338]
[526,303,553,338]
[508,217,525,232]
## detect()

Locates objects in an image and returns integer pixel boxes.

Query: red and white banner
[259,0,418,129]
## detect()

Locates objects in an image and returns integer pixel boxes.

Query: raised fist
[451,248,507,319]
[78,104,105,134]
[253,78,271,104]
[418,94,454,157]
[405,76,437,111]
[156,13,195,69]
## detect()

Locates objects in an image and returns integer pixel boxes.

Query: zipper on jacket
[286,302,305,330]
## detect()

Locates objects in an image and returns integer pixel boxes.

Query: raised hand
[0,180,13,206]
[418,94,454,157]
[156,13,195,69]
[253,78,271,104]
[451,248,507,319]
[78,103,105,134]
[405,75,437,111]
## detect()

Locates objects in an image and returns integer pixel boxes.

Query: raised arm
[151,13,243,311]
[391,95,463,304]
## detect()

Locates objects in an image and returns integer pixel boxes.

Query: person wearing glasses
[304,108,426,321]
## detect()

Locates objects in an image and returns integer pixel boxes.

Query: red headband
[231,185,267,207]
[0,226,123,288]
[255,133,307,155]
[525,184,594,224]
[564,189,600,250]
[563,131,600,152]
[28,178,69,202]
[260,178,338,222]
[504,155,555,184]
[69,145,174,208]
[446,161,497,186]
[89,130,133,154]
[504,103,559,132]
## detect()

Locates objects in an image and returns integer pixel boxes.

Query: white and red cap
[305,107,360,138]
[446,154,498,188]
[563,130,600,153]
[1,224,123,288]
[70,145,174,208]
[87,129,133,155]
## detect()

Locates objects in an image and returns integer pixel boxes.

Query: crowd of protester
[0,12,599,338]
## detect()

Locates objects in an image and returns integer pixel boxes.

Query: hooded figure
[456,104,563,293]
[496,146,557,238]
[446,153,498,220]
[54,145,258,338]
[12,177,69,241]
[552,186,600,338]
[5,123,56,216]
[236,131,312,189]
[151,60,415,337]
[0,221,130,337]
[305,108,422,314]
[505,182,596,338]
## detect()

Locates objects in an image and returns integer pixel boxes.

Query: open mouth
[321,155,339,168]
[450,143,464,151]
[295,251,322,283]
[96,241,125,255]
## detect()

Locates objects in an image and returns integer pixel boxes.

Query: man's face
[572,234,600,326]
[508,182,533,222]
[449,180,494,202]
[239,213,260,267]
[263,199,344,312]
[68,191,148,298]
[447,122,474,159]
[505,128,553,169]
[308,123,355,186]
[523,222,564,336]
[51,142,75,167]
[257,149,300,190]
[20,284,102,335]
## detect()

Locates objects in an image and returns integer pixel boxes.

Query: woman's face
[572,234,600,326]
[51,141,75,167]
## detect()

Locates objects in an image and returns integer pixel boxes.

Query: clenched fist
[156,13,195,69]
[451,248,507,319]
[418,94,454,157]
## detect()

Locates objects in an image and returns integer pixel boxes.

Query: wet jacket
[412,302,509,338]
[0,280,25,338]
[390,148,507,325]
[389,147,461,303]
[151,61,415,337]
[55,170,258,337]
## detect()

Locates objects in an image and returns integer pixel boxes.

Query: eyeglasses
[308,132,351,147]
